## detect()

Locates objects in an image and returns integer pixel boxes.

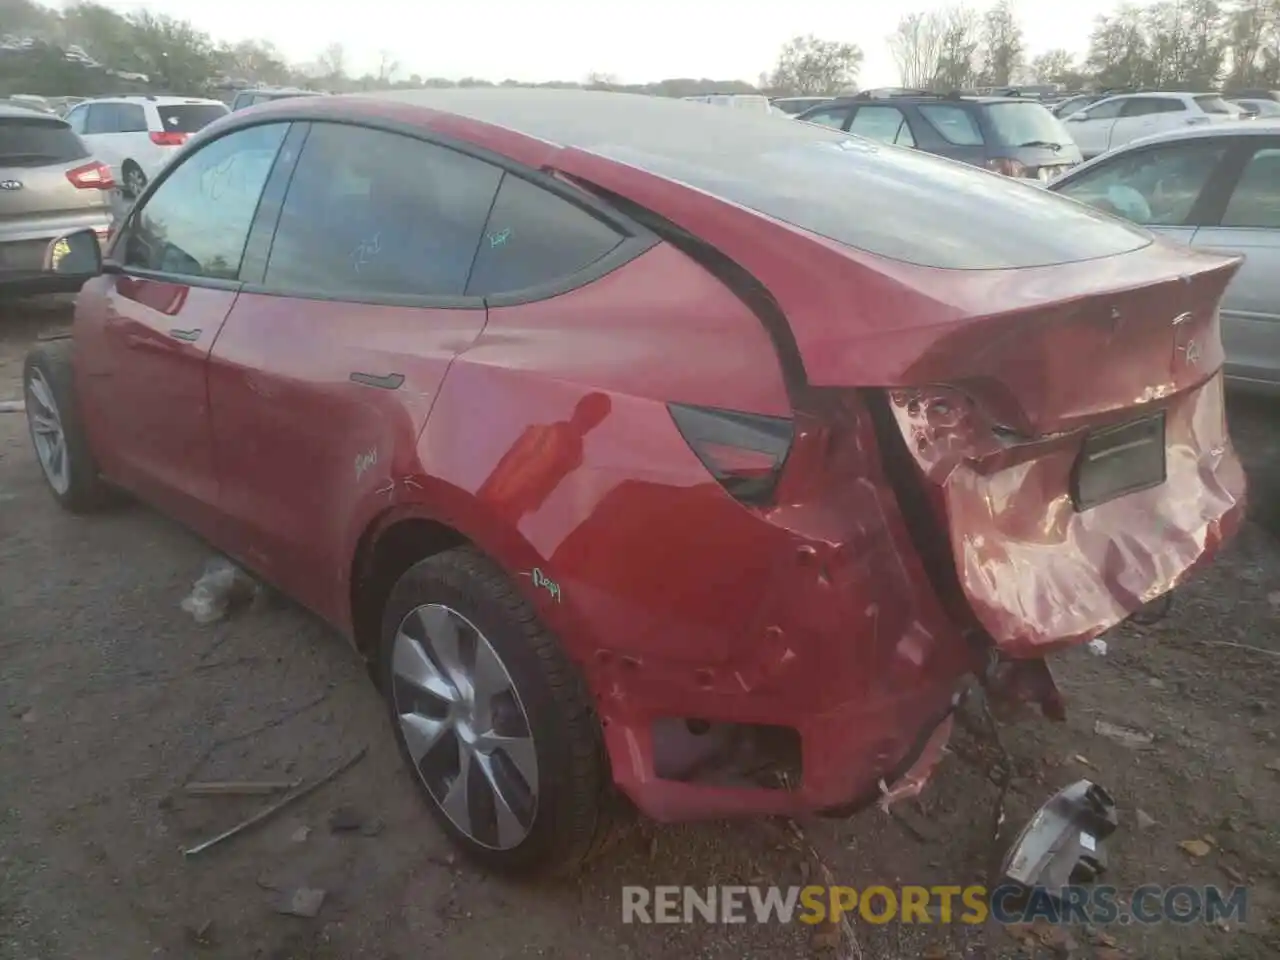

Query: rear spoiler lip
[552,146,1244,389]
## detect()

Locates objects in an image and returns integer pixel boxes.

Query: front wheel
[379,547,615,876]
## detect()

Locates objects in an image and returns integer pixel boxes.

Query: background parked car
[230,86,323,111]
[63,95,229,197]
[1230,97,1280,118]
[795,90,1082,180]
[0,103,114,296]
[1061,91,1240,158]
[680,93,775,113]
[1048,120,1280,392]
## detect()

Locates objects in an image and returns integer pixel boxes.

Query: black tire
[121,161,146,199]
[380,546,616,877]
[22,340,112,513]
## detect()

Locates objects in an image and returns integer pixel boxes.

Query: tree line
[1,0,861,99]
[890,0,1280,93]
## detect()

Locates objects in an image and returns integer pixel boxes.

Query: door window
[1120,98,1183,117]
[466,174,625,296]
[84,103,120,134]
[799,106,851,129]
[115,103,148,133]
[122,122,289,279]
[1220,146,1280,229]
[263,123,502,299]
[849,106,916,147]
[64,105,87,134]
[1054,141,1228,226]
[1081,98,1125,121]
[918,104,984,145]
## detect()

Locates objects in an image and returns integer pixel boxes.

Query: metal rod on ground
[184,780,302,796]
[182,747,367,858]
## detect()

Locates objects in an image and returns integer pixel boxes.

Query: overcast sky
[82,0,1140,87]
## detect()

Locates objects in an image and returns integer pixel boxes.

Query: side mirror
[1066,112,1087,122]
[43,228,103,278]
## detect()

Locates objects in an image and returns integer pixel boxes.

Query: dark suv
[795,90,1083,180]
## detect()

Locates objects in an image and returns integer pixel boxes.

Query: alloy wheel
[26,368,70,495]
[391,603,539,850]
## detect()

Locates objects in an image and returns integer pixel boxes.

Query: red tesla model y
[23,89,1245,875]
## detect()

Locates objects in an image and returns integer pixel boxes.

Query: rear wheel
[122,161,146,198]
[379,546,615,876]
[23,341,112,513]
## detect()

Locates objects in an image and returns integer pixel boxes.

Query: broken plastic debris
[180,556,259,624]
[1086,638,1108,657]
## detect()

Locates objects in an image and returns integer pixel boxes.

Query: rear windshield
[0,116,89,166]
[159,104,229,133]
[983,101,1074,147]
[1194,95,1234,115]
[592,134,1152,269]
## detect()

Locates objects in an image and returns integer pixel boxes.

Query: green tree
[125,11,218,94]
[979,0,1025,86]
[934,5,981,90]
[768,34,863,95]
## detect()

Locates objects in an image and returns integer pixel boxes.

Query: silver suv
[0,104,113,296]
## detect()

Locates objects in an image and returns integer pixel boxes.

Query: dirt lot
[1,299,1277,960]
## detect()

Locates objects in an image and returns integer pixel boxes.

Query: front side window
[1054,141,1228,226]
[64,105,87,134]
[1082,98,1126,121]
[849,106,915,147]
[263,123,502,299]
[123,122,288,279]
[1220,146,1280,229]
[799,107,850,129]
[466,174,624,296]
[918,104,985,146]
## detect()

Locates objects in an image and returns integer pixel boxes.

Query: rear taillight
[886,386,1019,481]
[149,131,188,146]
[66,161,115,190]
[668,403,794,504]
[986,157,1030,178]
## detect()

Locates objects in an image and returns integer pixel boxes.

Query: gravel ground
[1,297,1277,960]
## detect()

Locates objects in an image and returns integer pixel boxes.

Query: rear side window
[918,104,984,146]
[264,123,502,298]
[1220,146,1280,228]
[466,174,624,296]
[84,103,121,134]
[160,104,228,133]
[123,123,288,279]
[116,103,147,132]
[0,117,88,166]
[1194,96,1234,115]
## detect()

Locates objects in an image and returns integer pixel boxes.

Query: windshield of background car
[593,134,1153,269]
[160,104,230,133]
[0,116,89,165]
[984,102,1075,147]
[1194,95,1235,115]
